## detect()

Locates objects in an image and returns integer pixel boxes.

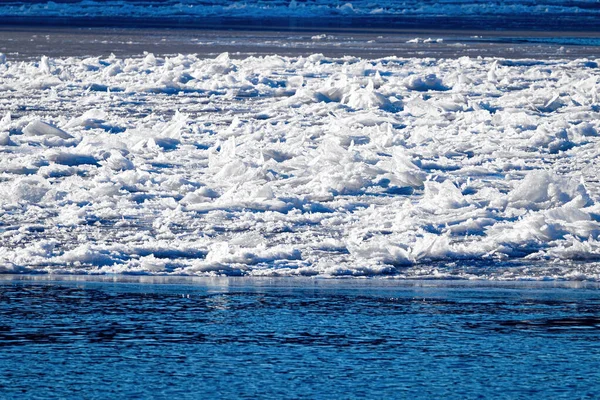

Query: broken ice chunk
[22,120,73,139]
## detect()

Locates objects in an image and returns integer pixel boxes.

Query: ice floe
[1,52,600,279]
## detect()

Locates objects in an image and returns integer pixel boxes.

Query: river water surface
[1,276,599,399]
[2,25,600,60]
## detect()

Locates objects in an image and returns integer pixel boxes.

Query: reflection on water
[1,279,599,399]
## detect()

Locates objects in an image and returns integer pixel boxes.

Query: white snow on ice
[1,51,600,279]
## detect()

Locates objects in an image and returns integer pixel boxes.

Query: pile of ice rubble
[1,52,600,279]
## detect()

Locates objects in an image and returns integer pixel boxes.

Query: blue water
[3,0,600,31]
[1,277,599,399]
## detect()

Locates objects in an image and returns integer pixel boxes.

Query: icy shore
[1,52,600,279]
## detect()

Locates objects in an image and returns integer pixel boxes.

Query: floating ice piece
[317,77,350,103]
[528,236,600,261]
[128,112,187,152]
[420,180,468,212]
[406,38,444,44]
[341,80,393,110]
[197,52,235,76]
[287,75,304,88]
[181,242,301,274]
[104,152,134,171]
[38,164,76,178]
[0,112,11,145]
[337,2,355,13]
[487,60,498,82]
[203,242,301,266]
[39,55,52,74]
[569,122,598,141]
[64,109,108,130]
[46,150,98,166]
[143,52,158,66]
[347,237,412,267]
[7,176,51,204]
[390,149,426,188]
[485,199,600,256]
[410,232,453,262]
[251,184,275,201]
[0,132,9,146]
[529,92,565,113]
[0,156,41,175]
[22,120,73,139]
[55,244,120,267]
[508,170,592,210]
[137,255,171,273]
[103,61,123,77]
[160,111,187,139]
[404,74,449,91]
[528,125,572,154]
[342,112,398,127]
[0,111,10,130]
[181,186,220,204]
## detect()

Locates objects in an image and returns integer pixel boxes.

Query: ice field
[1,51,600,279]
